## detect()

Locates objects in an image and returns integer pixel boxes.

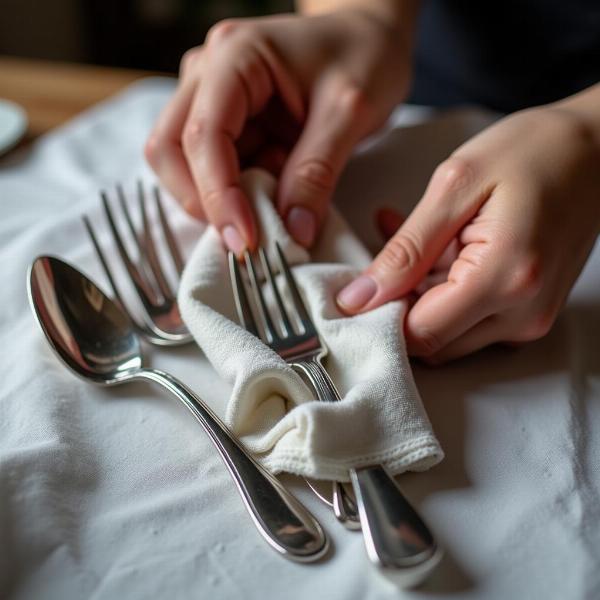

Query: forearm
[297,0,421,37]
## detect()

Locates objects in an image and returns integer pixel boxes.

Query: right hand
[145,8,415,254]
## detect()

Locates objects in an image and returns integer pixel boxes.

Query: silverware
[85,184,338,517]
[229,243,439,581]
[229,245,361,530]
[28,255,328,563]
[84,182,193,346]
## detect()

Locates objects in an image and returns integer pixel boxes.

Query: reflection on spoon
[28,255,328,562]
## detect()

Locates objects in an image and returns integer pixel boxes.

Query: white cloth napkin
[3,81,600,599]
[178,168,443,481]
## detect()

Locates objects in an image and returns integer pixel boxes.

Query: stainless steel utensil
[229,243,439,580]
[84,182,192,346]
[229,246,361,530]
[28,255,328,563]
[85,185,341,519]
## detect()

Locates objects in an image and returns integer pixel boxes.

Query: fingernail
[336,275,377,312]
[286,206,317,247]
[222,225,246,255]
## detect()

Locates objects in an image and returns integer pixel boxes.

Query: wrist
[555,83,600,158]
[297,0,420,40]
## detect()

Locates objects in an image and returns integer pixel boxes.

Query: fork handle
[293,360,361,529]
[295,358,343,403]
[297,358,439,579]
[135,368,328,562]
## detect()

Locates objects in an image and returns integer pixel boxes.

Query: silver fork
[85,184,348,514]
[229,243,439,574]
[83,182,193,346]
[229,245,360,530]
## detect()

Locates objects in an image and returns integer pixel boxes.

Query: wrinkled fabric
[178,168,442,481]
[1,78,600,600]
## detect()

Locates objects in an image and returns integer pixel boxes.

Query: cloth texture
[2,78,600,600]
[178,168,442,481]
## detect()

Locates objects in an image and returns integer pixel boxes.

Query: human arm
[145,0,420,252]
[337,83,600,362]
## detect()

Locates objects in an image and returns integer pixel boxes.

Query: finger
[278,77,370,248]
[404,264,496,357]
[337,157,492,313]
[419,316,504,364]
[414,270,449,296]
[376,207,461,273]
[434,238,462,272]
[376,207,405,241]
[182,46,277,253]
[145,78,205,219]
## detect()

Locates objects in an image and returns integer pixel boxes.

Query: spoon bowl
[28,255,328,562]
[29,255,141,383]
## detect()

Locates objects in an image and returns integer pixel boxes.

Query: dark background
[0,0,293,72]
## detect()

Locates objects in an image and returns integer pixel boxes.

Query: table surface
[2,78,600,599]
[0,56,167,141]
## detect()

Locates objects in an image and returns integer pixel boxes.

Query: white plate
[0,99,28,156]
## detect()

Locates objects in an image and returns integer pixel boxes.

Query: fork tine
[83,215,129,311]
[154,186,185,276]
[259,247,293,337]
[117,183,144,255]
[118,182,161,292]
[101,190,159,309]
[244,251,280,343]
[138,182,175,301]
[274,242,316,335]
[228,251,260,338]
[84,216,176,343]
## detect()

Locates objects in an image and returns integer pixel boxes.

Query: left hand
[337,102,600,363]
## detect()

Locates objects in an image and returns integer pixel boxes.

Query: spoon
[28,255,328,562]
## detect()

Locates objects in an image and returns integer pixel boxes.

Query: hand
[337,102,600,363]
[145,7,416,253]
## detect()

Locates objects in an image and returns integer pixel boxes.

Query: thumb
[337,157,489,314]
[278,78,368,247]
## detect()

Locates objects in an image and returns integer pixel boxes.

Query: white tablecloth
[1,78,599,600]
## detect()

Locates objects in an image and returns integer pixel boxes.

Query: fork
[84,184,346,519]
[229,243,439,574]
[229,245,361,530]
[83,182,193,346]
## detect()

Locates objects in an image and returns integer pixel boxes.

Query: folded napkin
[178,168,443,481]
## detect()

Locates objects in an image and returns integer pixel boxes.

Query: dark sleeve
[408,0,600,113]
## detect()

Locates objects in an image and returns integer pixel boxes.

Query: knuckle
[378,231,421,273]
[200,188,221,214]
[338,84,371,122]
[294,158,336,199]
[503,256,543,302]
[518,308,557,342]
[433,156,477,196]
[179,47,200,77]
[206,19,241,46]
[181,119,206,155]
[144,134,161,168]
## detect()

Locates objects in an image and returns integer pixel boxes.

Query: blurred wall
[0,0,86,62]
[0,0,293,71]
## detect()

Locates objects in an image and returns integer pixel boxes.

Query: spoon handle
[350,466,441,586]
[135,368,328,562]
